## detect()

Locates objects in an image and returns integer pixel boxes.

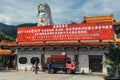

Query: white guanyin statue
[37,3,54,26]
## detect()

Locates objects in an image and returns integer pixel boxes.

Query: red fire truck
[44,54,76,74]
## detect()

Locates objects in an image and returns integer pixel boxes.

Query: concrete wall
[17,50,41,70]
[16,48,108,73]
[79,55,89,73]
[78,50,108,73]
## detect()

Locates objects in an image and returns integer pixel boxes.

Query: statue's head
[37,3,54,26]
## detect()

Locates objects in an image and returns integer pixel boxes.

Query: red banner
[17,22,114,42]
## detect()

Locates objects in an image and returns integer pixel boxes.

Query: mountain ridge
[0,22,37,38]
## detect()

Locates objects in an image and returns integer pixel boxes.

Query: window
[31,57,39,64]
[19,57,27,64]
[67,60,71,64]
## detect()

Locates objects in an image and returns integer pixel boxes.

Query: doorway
[0,55,17,69]
[89,55,102,72]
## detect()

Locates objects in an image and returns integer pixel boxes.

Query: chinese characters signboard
[17,22,114,42]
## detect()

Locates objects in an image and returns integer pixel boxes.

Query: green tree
[0,31,15,41]
[104,43,120,77]
[0,32,4,41]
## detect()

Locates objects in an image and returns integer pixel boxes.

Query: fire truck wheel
[66,69,71,74]
[54,70,57,73]
[50,68,54,74]
[72,71,75,74]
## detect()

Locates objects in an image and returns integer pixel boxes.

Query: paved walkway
[0,70,105,80]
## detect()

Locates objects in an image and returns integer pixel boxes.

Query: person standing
[47,62,51,73]
[34,61,38,74]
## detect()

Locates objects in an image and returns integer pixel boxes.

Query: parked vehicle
[44,54,76,74]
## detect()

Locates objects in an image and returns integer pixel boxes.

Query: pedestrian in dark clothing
[47,63,51,73]
[34,61,38,74]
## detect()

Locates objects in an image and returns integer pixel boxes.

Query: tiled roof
[82,14,114,23]
[114,21,120,26]
[0,49,12,55]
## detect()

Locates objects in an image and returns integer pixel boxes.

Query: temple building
[1,3,120,74]
[0,40,17,69]
[1,14,120,73]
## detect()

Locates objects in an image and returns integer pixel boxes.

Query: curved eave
[2,42,117,47]
[113,22,120,26]
[0,49,12,55]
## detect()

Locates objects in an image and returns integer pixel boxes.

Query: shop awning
[0,49,12,55]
